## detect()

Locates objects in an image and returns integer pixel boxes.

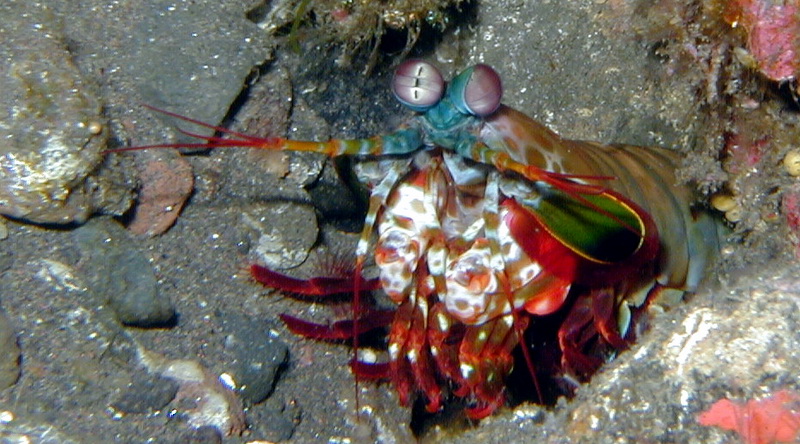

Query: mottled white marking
[388,343,400,361]
[481,118,566,172]
[444,242,499,324]
[427,244,446,276]
[435,311,450,332]
[460,363,474,380]
[375,228,419,303]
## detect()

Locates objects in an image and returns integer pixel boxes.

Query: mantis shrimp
[112,60,724,420]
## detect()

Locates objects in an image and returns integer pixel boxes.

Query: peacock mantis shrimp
[110,60,725,420]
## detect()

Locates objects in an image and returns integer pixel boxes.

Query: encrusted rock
[0,2,131,224]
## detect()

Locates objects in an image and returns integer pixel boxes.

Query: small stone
[111,373,179,414]
[180,425,222,444]
[126,152,194,236]
[158,359,246,436]
[246,397,298,442]
[241,202,318,270]
[221,315,288,405]
[73,217,176,327]
[710,193,739,212]
[783,149,800,176]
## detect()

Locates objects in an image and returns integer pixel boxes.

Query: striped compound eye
[449,64,503,117]
[392,59,445,111]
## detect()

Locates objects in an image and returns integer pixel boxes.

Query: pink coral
[725,0,800,82]
[698,390,800,444]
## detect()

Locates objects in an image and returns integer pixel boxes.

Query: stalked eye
[392,59,445,111]
[448,64,503,117]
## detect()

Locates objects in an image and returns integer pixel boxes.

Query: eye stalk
[448,64,503,117]
[392,60,445,112]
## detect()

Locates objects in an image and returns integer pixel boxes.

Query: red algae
[698,390,800,444]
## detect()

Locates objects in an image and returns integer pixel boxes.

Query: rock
[246,396,299,442]
[157,358,246,437]
[241,202,319,270]
[220,315,288,405]
[433,261,800,443]
[0,413,83,444]
[73,217,176,327]
[108,0,272,134]
[0,1,132,224]
[0,309,20,389]
[111,373,180,414]
[214,66,323,205]
[126,152,194,237]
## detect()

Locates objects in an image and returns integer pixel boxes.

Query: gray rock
[111,373,180,414]
[0,1,132,224]
[0,420,82,444]
[55,0,273,149]
[0,309,20,389]
[114,0,272,136]
[212,66,323,205]
[221,314,288,405]
[435,260,800,443]
[73,217,176,327]
[246,396,299,442]
[241,202,319,270]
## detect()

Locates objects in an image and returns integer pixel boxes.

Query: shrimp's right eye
[392,59,445,112]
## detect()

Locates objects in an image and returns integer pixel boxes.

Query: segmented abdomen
[488,105,723,293]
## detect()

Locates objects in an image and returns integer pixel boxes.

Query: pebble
[72,217,176,327]
[220,315,288,405]
[111,373,180,414]
[241,202,319,270]
[158,358,246,436]
[710,193,738,212]
[783,149,800,176]
[246,396,299,442]
[126,153,194,236]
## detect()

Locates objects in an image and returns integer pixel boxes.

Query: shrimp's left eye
[392,59,445,111]
[449,64,503,117]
